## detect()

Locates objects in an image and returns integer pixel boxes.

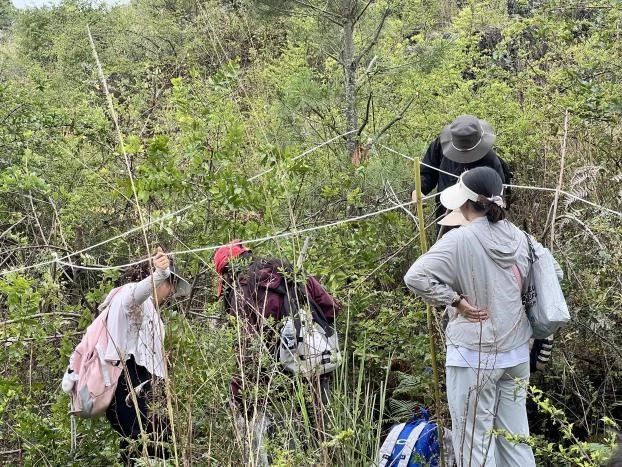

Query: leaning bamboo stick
[550,110,569,252]
[87,24,180,466]
[414,157,446,467]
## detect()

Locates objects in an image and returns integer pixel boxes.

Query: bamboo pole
[550,110,569,252]
[414,157,446,467]
[87,25,180,466]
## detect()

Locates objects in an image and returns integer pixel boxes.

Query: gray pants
[446,362,536,467]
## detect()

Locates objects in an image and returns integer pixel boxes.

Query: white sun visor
[439,175,480,210]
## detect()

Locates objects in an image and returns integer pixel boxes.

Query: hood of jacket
[466,217,523,268]
[253,267,283,290]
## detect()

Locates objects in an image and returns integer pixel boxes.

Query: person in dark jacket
[214,240,340,464]
[413,115,507,227]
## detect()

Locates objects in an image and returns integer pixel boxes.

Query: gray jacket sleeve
[122,267,171,310]
[404,232,460,306]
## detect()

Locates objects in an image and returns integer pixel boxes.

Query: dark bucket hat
[439,115,496,163]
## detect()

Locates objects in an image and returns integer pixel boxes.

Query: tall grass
[164,300,393,466]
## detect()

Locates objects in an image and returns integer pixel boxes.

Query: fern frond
[388,398,418,421]
[563,165,603,209]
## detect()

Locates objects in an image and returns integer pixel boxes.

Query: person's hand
[411,189,419,204]
[455,298,489,323]
[152,246,170,271]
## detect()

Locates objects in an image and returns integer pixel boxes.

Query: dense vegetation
[1,0,621,465]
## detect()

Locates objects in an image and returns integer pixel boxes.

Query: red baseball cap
[214,240,251,297]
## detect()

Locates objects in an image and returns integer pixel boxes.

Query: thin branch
[0,450,22,456]
[370,94,416,143]
[0,244,72,256]
[1,104,26,124]
[324,49,346,66]
[296,237,312,269]
[307,104,342,136]
[353,0,374,25]
[0,312,83,327]
[550,110,569,252]
[290,0,344,25]
[48,196,74,271]
[357,92,373,136]
[87,24,177,462]
[28,191,49,248]
[2,332,82,344]
[385,180,418,225]
[551,214,604,250]
[0,216,25,240]
[357,54,378,83]
[355,7,390,65]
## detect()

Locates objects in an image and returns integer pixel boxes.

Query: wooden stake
[414,158,446,467]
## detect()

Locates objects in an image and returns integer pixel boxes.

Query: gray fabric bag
[522,233,570,338]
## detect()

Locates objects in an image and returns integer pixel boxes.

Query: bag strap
[377,423,406,467]
[275,278,334,336]
[512,231,536,293]
[277,283,302,339]
[295,282,334,336]
[518,231,538,314]
[396,422,428,467]
[97,346,112,386]
[100,287,123,324]
[99,287,124,365]
[523,231,536,265]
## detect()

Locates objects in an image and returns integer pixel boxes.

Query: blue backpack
[377,408,440,467]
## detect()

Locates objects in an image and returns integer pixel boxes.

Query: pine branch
[290,0,344,25]
[357,91,373,136]
[370,94,416,143]
[355,7,390,66]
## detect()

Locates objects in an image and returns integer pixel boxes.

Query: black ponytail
[461,167,507,223]
[484,203,507,223]
[466,196,507,223]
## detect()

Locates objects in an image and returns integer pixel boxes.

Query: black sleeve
[491,153,506,183]
[420,137,442,195]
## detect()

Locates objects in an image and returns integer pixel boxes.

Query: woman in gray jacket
[404,167,543,467]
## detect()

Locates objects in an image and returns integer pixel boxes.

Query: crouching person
[62,247,191,465]
[214,240,340,464]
